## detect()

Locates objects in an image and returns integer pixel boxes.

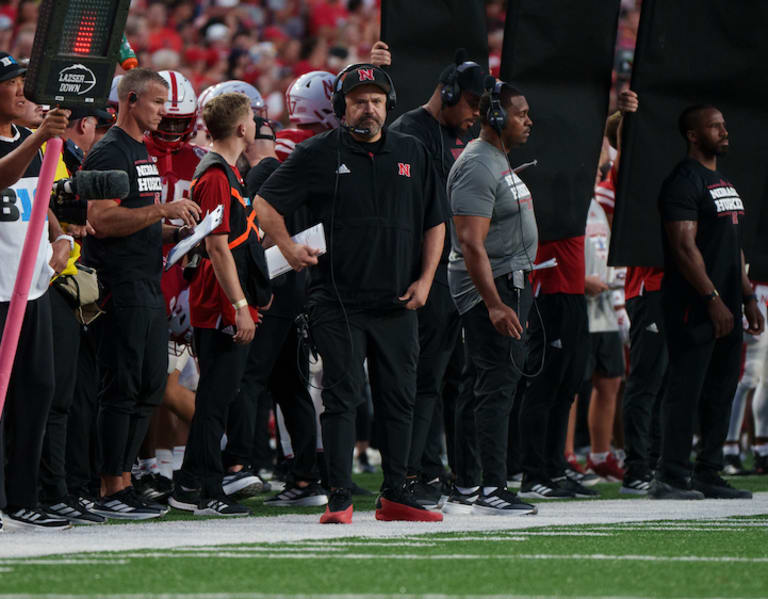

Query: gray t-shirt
[447,139,538,315]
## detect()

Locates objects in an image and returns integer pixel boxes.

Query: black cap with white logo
[0,52,26,83]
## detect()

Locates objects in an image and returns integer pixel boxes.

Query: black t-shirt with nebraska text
[82,126,164,307]
[389,108,477,285]
[659,158,744,315]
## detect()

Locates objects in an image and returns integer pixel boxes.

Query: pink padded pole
[0,136,63,412]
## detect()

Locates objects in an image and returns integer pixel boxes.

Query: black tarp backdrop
[380,0,489,122]
[499,0,620,241]
[610,0,768,278]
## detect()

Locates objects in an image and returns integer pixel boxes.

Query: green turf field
[1,515,767,598]
[2,473,766,598]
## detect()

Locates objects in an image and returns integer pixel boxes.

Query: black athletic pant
[519,293,588,483]
[461,276,532,488]
[66,317,101,498]
[0,294,54,510]
[408,282,461,477]
[98,302,167,476]
[623,291,668,480]
[179,327,250,498]
[225,312,316,482]
[39,287,81,502]
[657,301,742,485]
[441,338,464,476]
[310,304,418,491]
[453,339,480,487]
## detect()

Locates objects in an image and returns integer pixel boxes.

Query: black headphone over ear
[441,62,480,107]
[486,78,507,135]
[128,91,138,104]
[331,63,397,119]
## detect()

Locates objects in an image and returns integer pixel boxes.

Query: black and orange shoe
[375,485,443,522]
[319,488,353,524]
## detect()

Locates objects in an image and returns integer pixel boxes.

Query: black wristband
[173,227,181,244]
[744,293,758,304]
[703,289,719,302]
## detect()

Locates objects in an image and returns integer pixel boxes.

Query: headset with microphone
[331,63,397,136]
[440,49,483,107]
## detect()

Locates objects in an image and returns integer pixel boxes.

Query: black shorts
[585,331,624,379]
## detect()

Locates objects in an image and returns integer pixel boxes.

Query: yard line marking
[0,593,706,599]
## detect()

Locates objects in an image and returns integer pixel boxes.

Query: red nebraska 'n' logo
[358,68,375,81]
[398,163,411,177]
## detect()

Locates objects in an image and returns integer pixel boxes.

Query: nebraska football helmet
[202,80,267,117]
[150,70,198,152]
[286,70,338,129]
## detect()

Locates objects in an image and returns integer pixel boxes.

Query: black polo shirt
[389,108,477,286]
[258,127,445,309]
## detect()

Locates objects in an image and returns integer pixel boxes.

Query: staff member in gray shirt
[443,80,538,516]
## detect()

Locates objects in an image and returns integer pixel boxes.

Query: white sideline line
[0,594,759,599]
[1,494,766,559]
[0,595,757,599]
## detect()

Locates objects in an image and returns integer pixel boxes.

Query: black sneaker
[222,470,266,497]
[565,466,600,487]
[357,451,376,474]
[168,482,200,512]
[442,486,480,515]
[407,478,442,509]
[128,487,170,515]
[43,496,106,525]
[319,488,354,524]
[620,476,651,495]
[519,479,575,499]
[92,488,165,520]
[648,478,705,500]
[692,473,752,499]
[553,476,600,498]
[264,483,328,507]
[472,487,537,516]
[194,496,251,517]
[133,472,173,501]
[3,507,72,531]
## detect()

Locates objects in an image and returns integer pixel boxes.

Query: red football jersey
[275,128,316,162]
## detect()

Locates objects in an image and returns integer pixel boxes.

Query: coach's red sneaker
[587,452,625,482]
[375,486,443,522]
[319,488,353,524]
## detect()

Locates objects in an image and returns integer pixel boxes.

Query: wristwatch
[703,289,719,302]
[744,293,758,304]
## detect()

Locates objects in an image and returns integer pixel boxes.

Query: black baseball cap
[69,106,113,123]
[0,52,26,83]
[341,65,391,95]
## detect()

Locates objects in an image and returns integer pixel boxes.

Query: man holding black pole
[650,104,763,499]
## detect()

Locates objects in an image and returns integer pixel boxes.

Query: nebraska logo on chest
[708,180,744,224]
[397,162,411,177]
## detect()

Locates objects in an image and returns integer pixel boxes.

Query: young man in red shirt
[172,92,269,516]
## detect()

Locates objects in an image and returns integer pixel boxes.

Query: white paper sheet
[266,223,326,279]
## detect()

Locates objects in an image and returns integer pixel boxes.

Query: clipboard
[164,205,224,271]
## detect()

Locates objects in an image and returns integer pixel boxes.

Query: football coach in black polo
[254,64,445,524]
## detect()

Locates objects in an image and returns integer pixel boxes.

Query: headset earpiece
[487,80,507,135]
[331,63,397,119]
[128,91,138,104]
[440,65,461,107]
